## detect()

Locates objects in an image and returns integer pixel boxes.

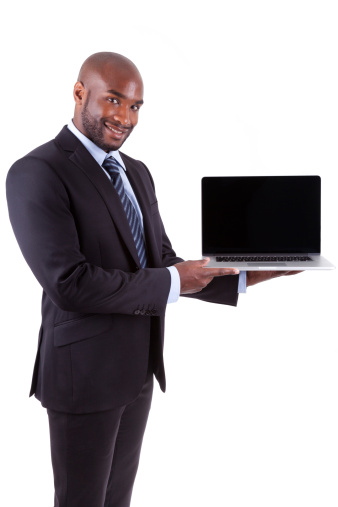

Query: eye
[131,105,140,111]
[108,97,119,104]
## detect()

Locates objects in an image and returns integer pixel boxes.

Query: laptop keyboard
[216,256,312,262]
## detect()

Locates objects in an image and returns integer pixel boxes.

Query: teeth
[106,124,123,134]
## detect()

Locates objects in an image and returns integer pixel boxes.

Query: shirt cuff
[238,271,247,293]
[166,266,181,303]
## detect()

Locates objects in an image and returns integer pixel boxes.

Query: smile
[104,123,130,136]
[106,125,123,134]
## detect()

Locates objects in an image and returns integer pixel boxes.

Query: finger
[275,270,302,276]
[181,288,203,294]
[199,257,210,267]
[203,268,239,277]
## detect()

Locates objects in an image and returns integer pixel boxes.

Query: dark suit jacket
[6,126,239,414]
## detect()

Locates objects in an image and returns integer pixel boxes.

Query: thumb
[199,257,210,267]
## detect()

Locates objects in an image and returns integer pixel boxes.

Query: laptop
[202,175,335,270]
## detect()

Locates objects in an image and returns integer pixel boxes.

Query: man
[6,52,297,507]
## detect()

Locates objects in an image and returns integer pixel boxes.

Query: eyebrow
[107,89,144,105]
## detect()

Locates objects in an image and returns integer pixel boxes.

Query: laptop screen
[202,176,321,254]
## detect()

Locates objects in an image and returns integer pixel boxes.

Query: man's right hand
[173,257,239,294]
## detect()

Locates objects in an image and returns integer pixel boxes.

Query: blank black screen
[202,176,321,254]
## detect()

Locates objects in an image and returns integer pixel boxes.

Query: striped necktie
[102,156,147,268]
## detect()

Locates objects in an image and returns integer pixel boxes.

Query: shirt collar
[67,120,126,170]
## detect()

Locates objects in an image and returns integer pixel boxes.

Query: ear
[73,81,85,105]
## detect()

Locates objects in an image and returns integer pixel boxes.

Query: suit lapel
[55,127,141,267]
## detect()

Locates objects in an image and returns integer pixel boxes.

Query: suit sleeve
[145,172,239,308]
[6,157,171,316]
[182,275,239,306]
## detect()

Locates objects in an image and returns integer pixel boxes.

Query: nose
[113,105,131,126]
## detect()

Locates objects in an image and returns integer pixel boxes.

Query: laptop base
[204,254,335,271]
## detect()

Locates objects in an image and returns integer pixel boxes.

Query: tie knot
[102,156,123,177]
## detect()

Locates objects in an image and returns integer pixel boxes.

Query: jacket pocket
[54,314,112,347]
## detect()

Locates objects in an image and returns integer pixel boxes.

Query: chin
[101,132,130,152]
[107,140,125,152]
[93,137,123,153]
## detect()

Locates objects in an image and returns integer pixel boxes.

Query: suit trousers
[47,367,154,507]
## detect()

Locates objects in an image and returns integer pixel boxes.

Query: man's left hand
[247,270,303,287]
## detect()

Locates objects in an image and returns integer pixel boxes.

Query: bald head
[78,52,142,87]
[73,52,144,152]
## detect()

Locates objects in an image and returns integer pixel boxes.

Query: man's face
[75,66,144,152]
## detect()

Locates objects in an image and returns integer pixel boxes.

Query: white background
[1,1,338,506]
